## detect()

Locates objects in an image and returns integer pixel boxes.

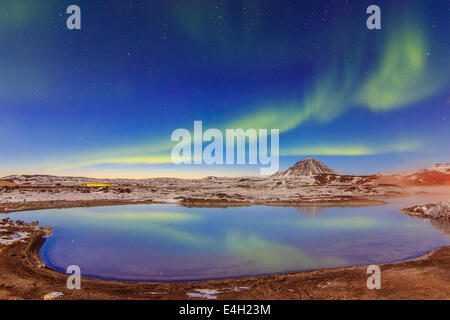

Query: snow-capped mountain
[273,158,339,178]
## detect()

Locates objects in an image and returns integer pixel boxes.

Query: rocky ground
[402,200,450,219]
[0,176,398,213]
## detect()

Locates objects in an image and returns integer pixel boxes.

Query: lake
[3,194,450,281]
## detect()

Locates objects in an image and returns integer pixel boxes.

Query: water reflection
[2,199,450,281]
[295,206,327,216]
[429,219,450,238]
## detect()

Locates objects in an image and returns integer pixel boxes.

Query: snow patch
[186,287,249,299]
[404,200,450,219]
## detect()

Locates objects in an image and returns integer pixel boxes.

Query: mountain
[273,158,339,178]
[375,163,450,186]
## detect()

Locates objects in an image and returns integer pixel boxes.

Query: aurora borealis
[1,0,449,178]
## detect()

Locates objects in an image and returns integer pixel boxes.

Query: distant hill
[0,174,108,186]
[272,157,338,178]
[273,158,450,186]
[2,161,449,187]
[375,163,450,186]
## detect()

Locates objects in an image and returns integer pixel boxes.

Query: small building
[81,183,112,187]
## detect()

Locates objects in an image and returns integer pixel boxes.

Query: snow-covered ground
[2,160,447,206]
[0,218,34,245]
[0,175,393,205]
[403,200,450,219]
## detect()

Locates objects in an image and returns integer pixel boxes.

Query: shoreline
[0,197,387,214]
[2,228,450,300]
[1,211,450,300]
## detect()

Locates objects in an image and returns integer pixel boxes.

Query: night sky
[1,0,449,178]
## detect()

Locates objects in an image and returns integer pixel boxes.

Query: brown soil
[0,180,19,187]
[1,220,449,300]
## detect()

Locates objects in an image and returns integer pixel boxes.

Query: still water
[4,195,450,281]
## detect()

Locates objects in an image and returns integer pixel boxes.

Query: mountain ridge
[1,160,449,186]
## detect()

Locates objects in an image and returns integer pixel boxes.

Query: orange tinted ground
[374,171,450,186]
[0,180,19,187]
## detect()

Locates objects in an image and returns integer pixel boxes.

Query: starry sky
[1,0,449,178]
